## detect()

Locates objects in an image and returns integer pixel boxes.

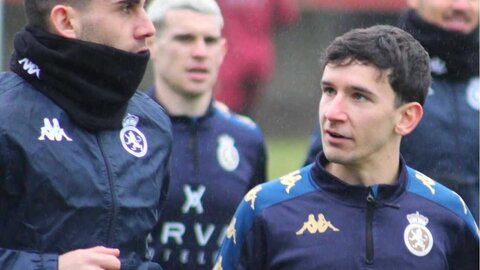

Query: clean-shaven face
[319,62,402,166]
[75,0,155,53]
[151,9,226,97]
[409,0,479,33]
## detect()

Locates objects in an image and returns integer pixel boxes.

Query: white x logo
[182,185,206,214]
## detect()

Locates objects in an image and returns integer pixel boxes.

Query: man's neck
[325,150,401,187]
[154,82,212,117]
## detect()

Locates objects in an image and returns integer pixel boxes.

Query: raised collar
[310,152,407,207]
[146,86,215,124]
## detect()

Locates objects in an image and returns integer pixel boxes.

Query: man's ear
[395,102,423,136]
[219,37,227,65]
[49,5,79,38]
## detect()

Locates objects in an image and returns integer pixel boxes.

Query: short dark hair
[23,0,90,30]
[321,25,431,106]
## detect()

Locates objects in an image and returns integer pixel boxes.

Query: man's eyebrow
[321,80,374,95]
[116,0,141,5]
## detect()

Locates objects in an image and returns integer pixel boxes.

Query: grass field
[265,136,310,180]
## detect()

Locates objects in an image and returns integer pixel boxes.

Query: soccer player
[146,1,267,269]
[215,25,478,270]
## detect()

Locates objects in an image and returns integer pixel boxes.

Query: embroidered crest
[466,77,479,111]
[404,212,433,257]
[216,134,239,171]
[120,114,148,157]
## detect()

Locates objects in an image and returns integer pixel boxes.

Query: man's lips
[324,130,352,143]
[442,13,474,32]
[187,67,208,81]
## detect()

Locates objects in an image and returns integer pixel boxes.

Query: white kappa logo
[38,118,73,142]
[18,58,41,79]
[120,114,148,157]
[403,212,433,257]
[216,134,239,171]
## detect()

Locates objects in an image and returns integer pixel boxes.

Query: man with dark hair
[304,0,479,222]
[0,0,171,269]
[146,1,267,269]
[214,25,478,270]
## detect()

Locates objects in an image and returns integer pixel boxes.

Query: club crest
[216,134,239,171]
[466,77,479,111]
[120,114,148,157]
[403,212,433,257]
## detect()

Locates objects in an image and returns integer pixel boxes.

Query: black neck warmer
[398,10,479,81]
[10,26,150,131]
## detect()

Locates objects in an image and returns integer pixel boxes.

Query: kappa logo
[226,217,237,244]
[182,185,206,214]
[280,170,302,194]
[404,212,433,257]
[120,114,148,157]
[244,185,262,210]
[296,213,339,235]
[38,118,73,142]
[213,256,223,270]
[18,58,41,79]
[415,171,436,195]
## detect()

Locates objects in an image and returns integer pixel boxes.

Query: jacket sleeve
[449,217,479,270]
[214,186,267,270]
[0,250,58,270]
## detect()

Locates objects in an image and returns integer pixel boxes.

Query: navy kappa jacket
[147,91,267,270]
[215,153,479,270]
[0,72,172,269]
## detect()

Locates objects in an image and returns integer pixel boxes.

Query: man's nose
[192,40,208,57]
[136,9,156,39]
[323,96,348,122]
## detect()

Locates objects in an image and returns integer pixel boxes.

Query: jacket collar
[310,152,407,207]
[146,86,215,124]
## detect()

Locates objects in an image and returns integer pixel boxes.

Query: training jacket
[215,153,479,270]
[401,77,479,186]
[0,72,172,270]
[146,93,267,270]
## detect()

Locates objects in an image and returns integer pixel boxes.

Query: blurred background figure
[214,0,299,116]
[398,0,479,221]
[146,0,267,269]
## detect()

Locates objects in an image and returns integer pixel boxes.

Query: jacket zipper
[365,193,375,265]
[97,135,117,246]
[188,121,200,180]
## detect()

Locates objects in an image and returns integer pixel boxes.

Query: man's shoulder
[405,166,478,237]
[0,72,31,95]
[212,101,260,131]
[129,91,171,128]
[237,165,315,217]
[0,72,54,112]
